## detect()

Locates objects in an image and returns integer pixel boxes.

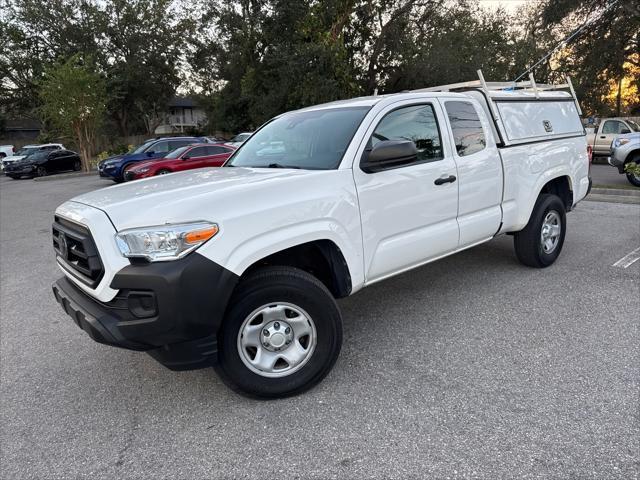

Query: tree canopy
[39,55,106,170]
[1,0,638,143]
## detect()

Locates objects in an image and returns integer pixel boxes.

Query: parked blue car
[98,136,209,182]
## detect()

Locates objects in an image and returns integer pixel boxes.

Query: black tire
[7,175,19,179]
[156,169,171,175]
[217,266,343,398]
[625,154,640,187]
[121,164,135,182]
[36,166,47,177]
[514,193,566,268]
[73,159,81,171]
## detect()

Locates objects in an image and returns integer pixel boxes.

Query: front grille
[52,216,104,287]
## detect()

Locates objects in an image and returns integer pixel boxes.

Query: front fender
[198,220,364,292]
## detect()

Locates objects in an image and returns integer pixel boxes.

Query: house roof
[4,117,43,131]
[168,96,199,108]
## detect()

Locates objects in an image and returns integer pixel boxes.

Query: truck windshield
[627,120,640,132]
[228,106,370,170]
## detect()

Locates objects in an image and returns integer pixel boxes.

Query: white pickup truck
[51,73,591,398]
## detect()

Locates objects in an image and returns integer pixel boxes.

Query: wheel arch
[538,175,573,211]
[623,148,640,164]
[238,239,353,298]
[509,172,574,233]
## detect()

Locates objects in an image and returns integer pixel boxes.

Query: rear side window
[445,101,486,156]
[370,104,443,163]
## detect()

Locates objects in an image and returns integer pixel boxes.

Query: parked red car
[123,143,236,181]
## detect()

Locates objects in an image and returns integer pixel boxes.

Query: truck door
[353,101,459,283]
[441,100,503,247]
[596,120,630,155]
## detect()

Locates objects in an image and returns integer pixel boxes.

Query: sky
[478,0,531,13]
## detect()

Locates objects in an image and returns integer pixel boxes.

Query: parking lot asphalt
[1,173,639,479]
[590,163,634,188]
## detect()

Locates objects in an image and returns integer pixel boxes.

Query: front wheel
[156,169,171,175]
[217,266,343,398]
[625,154,640,187]
[36,166,47,177]
[514,193,566,268]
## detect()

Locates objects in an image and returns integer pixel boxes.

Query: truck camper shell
[413,71,585,147]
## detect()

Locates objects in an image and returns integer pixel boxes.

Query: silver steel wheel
[237,303,317,378]
[540,210,561,254]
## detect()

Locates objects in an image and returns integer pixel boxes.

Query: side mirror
[361,140,418,173]
[621,129,631,134]
[146,151,155,156]
[182,155,190,160]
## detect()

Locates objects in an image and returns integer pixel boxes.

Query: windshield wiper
[266,163,301,169]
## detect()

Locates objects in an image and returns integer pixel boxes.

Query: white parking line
[612,246,640,268]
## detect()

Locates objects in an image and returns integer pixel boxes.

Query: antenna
[513,0,621,82]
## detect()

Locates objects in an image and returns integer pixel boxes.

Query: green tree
[538,0,640,115]
[39,55,106,171]
[101,0,190,136]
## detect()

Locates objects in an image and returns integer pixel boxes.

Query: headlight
[115,221,219,262]
[613,138,630,148]
[136,167,150,173]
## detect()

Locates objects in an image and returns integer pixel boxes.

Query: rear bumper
[52,253,239,370]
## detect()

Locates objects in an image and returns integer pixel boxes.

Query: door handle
[600,135,606,138]
[434,175,457,185]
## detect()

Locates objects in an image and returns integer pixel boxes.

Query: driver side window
[369,104,444,163]
[187,147,207,158]
[150,141,170,153]
[602,121,624,134]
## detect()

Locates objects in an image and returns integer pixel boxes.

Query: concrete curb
[585,193,640,205]
[591,187,640,197]
[33,171,98,182]
[586,186,640,204]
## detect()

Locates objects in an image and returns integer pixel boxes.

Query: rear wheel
[73,159,81,171]
[217,266,343,398]
[514,193,566,268]
[625,154,640,187]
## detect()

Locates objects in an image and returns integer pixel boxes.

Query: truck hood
[616,132,640,141]
[70,167,329,229]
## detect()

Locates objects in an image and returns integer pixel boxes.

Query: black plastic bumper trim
[52,252,239,370]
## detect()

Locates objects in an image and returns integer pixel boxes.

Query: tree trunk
[616,76,623,116]
[73,122,93,172]
[113,110,129,137]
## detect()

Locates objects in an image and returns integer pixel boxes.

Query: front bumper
[608,153,625,173]
[4,164,36,176]
[52,252,239,370]
[123,169,139,181]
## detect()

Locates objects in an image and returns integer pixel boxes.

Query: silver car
[609,133,640,187]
